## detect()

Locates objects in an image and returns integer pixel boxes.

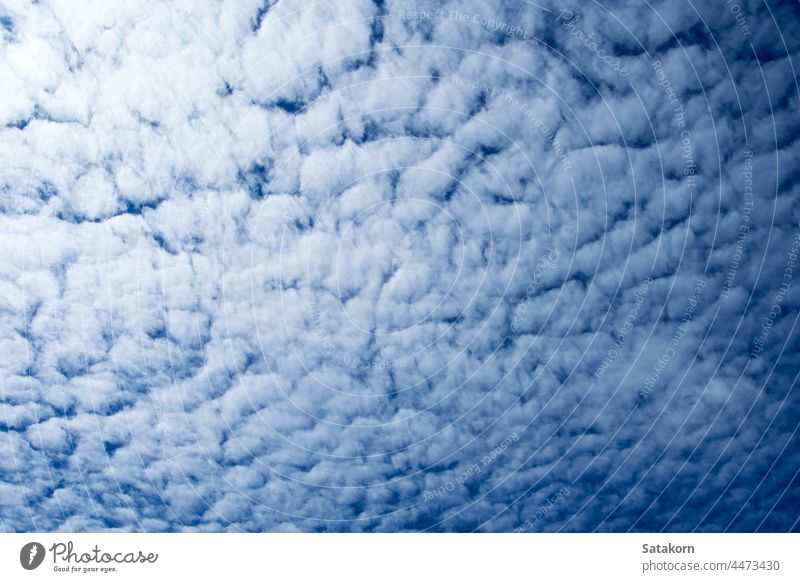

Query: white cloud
[0,0,798,533]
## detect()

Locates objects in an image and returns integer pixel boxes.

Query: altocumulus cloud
[0,0,798,532]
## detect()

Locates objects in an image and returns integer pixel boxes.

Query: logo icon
[20,542,46,570]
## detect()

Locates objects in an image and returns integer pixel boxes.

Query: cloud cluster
[0,0,798,532]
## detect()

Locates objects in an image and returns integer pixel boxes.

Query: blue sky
[0,0,798,532]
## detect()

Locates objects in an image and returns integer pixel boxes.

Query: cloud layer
[0,0,798,532]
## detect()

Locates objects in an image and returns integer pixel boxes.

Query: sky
[0,0,798,532]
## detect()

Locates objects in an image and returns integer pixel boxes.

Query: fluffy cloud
[0,0,798,532]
